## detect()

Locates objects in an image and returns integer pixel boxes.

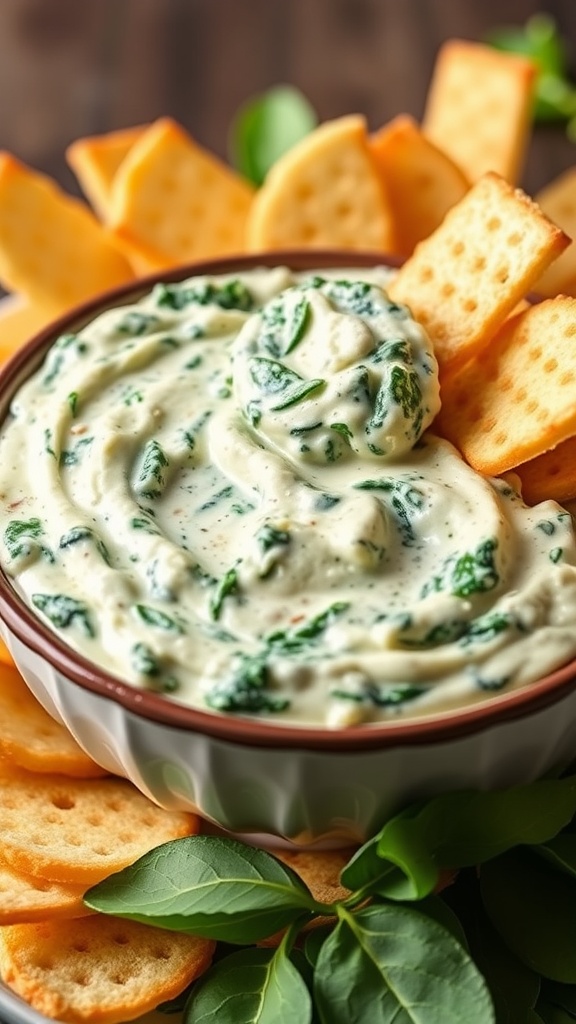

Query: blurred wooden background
[0,0,575,198]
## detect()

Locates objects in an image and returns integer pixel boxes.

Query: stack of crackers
[0,644,356,1022]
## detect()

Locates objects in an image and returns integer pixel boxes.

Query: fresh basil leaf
[533,1004,563,1024]
[535,834,576,880]
[480,848,576,983]
[314,904,494,1023]
[84,835,319,944]
[229,85,317,186]
[184,946,312,1024]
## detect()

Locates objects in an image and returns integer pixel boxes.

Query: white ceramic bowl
[2,252,576,848]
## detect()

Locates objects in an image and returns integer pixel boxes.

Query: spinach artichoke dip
[2,266,576,728]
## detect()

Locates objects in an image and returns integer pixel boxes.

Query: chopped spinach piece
[130,515,160,535]
[116,311,161,336]
[181,410,212,451]
[331,681,426,707]
[314,493,341,511]
[154,279,254,312]
[267,602,349,654]
[59,437,94,467]
[550,547,563,563]
[389,365,423,422]
[330,422,353,441]
[460,612,515,646]
[134,440,170,499]
[4,518,54,565]
[205,653,289,714]
[260,293,311,357]
[197,485,234,513]
[135,605,184,632]
[256,524,291,553]
[210,567,239,620]
[59,526,111,565]
[131,642,179,693]
[32,593,94,637]
[67,391,79,416]
[423,539,500,599]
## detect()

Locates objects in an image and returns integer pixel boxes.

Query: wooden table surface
[0,0,575,202]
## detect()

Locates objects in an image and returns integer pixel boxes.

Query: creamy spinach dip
[2,266,576,727]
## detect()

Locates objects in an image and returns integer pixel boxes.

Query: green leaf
[442,869,541,1022]
[184,946,312,1024]
[84,835,319,944]
[314,904,494,1023]
[229,85,317,186]
[540,980,576,1018]
[536,834,576,880]
[480,848,576,982]
[342,777,576,901]
[486,14,576,123]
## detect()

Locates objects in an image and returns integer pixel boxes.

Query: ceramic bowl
[1,251,576,848]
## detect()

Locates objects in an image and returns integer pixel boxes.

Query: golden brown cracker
[535,166,576,297]
[387,171,569,371]
[0,637,13,666]
[0,663,108,777]
[0,916,215,1024]
[436,296,576,475]
[0,297,54,364]
[66,125,147,222]
[109,117,255,271]
[369,114,469,256]
[0,153,134,315]
[0,864,90,925]
[246,114,395,252]
[423,39,536,184]
[515,434,576,505]
[0,767,200,884]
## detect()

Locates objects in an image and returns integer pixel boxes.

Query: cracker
[259,845,356,947]
[0,154,134,315]
[246,114,395,252]
[109,117,255,272]
[66,125,147,221]
[0,296,54,364]
[387,171,569,371]
[0,663,108,777]
[369,114,469,256]
[0,767,200,884]
[0,637,13,665]
[423,39,536,184]
[436,296,576,475]
[534,167,576,297]
[515,435,576,505]
[0,916,214,1024]
[0,863,90,925]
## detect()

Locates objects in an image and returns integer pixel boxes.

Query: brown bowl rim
[0,248,575,753]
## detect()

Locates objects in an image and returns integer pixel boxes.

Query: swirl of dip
[2,265,576,727]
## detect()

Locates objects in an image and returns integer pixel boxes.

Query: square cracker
[109,117,255,272]
[246,114,395,252]
[423,39,536,184]
[66,124,147,221]
[534,166,576,297]
[515,434,576,505]
[387,171,569,371]
[0,154,134,315]
[436,296,576,476]
[369,114,469,257]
